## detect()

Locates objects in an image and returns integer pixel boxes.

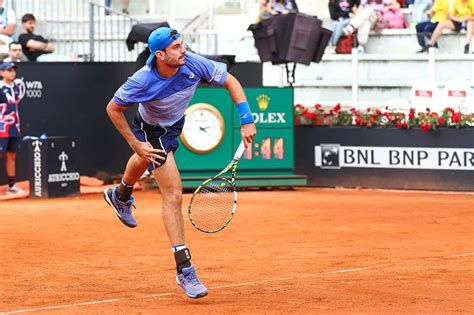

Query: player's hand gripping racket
[188,141,246,233]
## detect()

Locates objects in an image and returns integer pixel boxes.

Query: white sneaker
[325,45,336,54]
[6,185,24,195]
[356,46,365,54]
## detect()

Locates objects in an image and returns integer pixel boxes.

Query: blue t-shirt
[0,81,23,138]
[113,51,227,127]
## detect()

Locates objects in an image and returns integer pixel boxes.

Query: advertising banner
[295,126,474,191]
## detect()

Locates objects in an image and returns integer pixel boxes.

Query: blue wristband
[237,102,254,125]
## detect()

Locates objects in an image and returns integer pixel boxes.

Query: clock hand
[199,126,211,135]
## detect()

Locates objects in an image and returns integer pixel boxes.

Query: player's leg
[104,110,153,227]
[152,152,208,299]
[152,151,184,245]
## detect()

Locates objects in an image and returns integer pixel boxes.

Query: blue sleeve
[113,68,150,106]
[185,52,228,87]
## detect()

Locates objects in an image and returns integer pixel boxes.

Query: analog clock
[181,103,225,154]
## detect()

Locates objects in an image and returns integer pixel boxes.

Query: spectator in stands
[415,0,448,52]
[427,0,474,53]
[343,0,401,53]
[258,0,278,21]
[105,0,130,15]
[3,42,27,62]
[0,0,16,59]
[272,0,299,14]
[411,0,434,26]
[18,14,55,62]
[328,0,360,53]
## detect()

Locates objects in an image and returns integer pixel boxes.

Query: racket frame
[188,142,245,233]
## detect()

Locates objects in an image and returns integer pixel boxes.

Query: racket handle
[233,141,246,160]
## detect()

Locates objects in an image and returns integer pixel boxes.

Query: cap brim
[146,52,155,65]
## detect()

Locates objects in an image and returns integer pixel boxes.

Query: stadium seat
[441,79,473,113]
[409,79,440,113]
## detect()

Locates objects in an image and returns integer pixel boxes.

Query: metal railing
[4,0,145,61]
[2,0,254,61]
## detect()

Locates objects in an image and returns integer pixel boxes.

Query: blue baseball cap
[146,27,182,65]
[0,62,17,70]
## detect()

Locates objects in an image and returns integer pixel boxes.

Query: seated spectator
[327,0,360,53]
[272,0,299,15]
[411,0,434,25]
[343,0,401,53]
[415,0,448,52]
[18,14,55,62]
[3,42,28,62]
[427,0,474,53]
[0,0,16,59]
[105,0,130,15]
[258,0,278,21]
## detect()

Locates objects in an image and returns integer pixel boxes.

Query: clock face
[181,103,225,154]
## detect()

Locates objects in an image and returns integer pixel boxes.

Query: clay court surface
[1,188,473,314]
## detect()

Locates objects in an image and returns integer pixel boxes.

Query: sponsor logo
[448,90,467,97]
[18,77,43,98]
[32,140,43,197]
[189,72,195,79]
[14,78,26,99]
[315,144,474,170]
[256,94,270,111]
[252,94,286,124]
[48,151,80,187]
[252,112,286,124]
[48,172,80,183]
[214,70,223,82]
[48,150,79,185]
[320,144,340,169]
[59,151,68,172]
[414,90,433,98]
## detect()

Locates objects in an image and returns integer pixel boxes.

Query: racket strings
[190,178,235,232]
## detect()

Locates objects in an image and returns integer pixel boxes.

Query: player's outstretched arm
[106,100,165,165]
[223,73,256,147]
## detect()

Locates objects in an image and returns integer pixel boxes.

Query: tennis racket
[188,141,246,233]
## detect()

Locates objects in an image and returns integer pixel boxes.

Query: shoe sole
[175,277,208,299]
[103,190,137,228]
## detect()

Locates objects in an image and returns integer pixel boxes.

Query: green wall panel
[176,87,295,175]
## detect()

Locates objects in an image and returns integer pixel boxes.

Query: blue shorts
[132,112,185,171]
[0,137,20,153]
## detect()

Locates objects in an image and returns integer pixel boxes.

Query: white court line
[308,187,474,196]
[3,252,473,314]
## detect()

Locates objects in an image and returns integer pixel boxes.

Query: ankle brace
[174,248,192,274]
[116,181,133,201]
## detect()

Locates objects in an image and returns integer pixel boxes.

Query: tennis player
[104,27,256,299]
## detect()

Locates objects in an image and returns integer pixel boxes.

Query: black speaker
[126,22,170,51]
[278,13,322,65]
[247,22,276,63]
[313,28,332,63]
[249,13,332,65]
